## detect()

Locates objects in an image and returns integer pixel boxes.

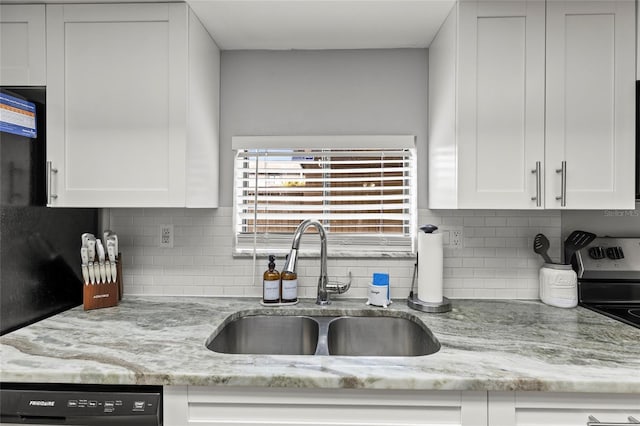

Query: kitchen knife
[107,243,117,283]
[105,260,112,283]
[80,247,90,285]
[96,239,106,283]
[98,263,105,284]
[88,261,96,284]
[87,238,96,263]
[96,239,105,263]
[81,247,89,264]
[81,232,94,248]
[107,234,119,258]
[81,264,90,285]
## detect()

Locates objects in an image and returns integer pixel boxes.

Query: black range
[576,237,640,328]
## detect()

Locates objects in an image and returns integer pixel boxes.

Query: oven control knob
[606,246,624,260]
[588,246,605,259]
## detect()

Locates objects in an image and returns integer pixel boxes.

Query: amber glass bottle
[262,255,280,303]
[280,255,298,303]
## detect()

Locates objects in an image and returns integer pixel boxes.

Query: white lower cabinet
[488,392,640,426]
[164,387,640,426]
[163,386,488,426]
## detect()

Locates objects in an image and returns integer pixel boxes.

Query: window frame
[232,135,417,257]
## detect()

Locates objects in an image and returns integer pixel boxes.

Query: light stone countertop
[1,296,639,393]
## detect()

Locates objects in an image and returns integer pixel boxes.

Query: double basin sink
[206,310,440,357]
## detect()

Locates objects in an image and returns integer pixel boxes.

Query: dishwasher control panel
[0,384,161,425]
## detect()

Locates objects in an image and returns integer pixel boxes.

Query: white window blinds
[233,136,417,256]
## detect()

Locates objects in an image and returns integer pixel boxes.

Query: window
[233,136,416,256]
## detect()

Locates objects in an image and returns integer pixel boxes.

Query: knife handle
[105,261,112,283]
[81,247,89,265]
[99,262,106,284]
[96,239,105,263]
[111,262,118,284]
[107,244,116,263]
[88,262,96,284]
[87,239,96,263]
[81,264,90,285]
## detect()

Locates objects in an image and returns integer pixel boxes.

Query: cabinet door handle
[531,161,542,207]
[47,161,58,204]
[587,415,640,425]
[555,161,567,207]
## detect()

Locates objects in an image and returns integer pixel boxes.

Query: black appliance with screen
[0,383,162,425]
[576,237,640,328]
[636,81,640,200]
[0,87,98,335]
[0,89,158,425]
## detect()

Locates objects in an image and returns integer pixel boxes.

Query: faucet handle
[326,271,353,294]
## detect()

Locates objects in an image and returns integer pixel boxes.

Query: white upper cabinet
[429,0,636,210]
[0,5,46,85]
[545,0,636,209]
[457,0,545,209]
[46,3,219,208]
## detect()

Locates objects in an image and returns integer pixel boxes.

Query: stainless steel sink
[206,311,440,357]
[327,316,440,356]
[206,315,319,355]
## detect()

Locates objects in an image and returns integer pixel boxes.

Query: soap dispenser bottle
[263,255,280,304]
[280,255,298,303]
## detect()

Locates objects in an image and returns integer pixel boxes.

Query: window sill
[233,249,416,259]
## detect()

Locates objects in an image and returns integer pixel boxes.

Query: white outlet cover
[441,226,463,249]
[160,224,174,248]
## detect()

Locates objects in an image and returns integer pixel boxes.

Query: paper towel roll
[417,231,443,303]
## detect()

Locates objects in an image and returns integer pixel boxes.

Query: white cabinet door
[429,0,636,210]
[545,0,636,209]
[489,391,640,426]
[457,0,545,209]
[164,386,488,426]
[46,3,187,207]
[0,5,46,85]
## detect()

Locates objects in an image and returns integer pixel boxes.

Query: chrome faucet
[282,219,350,305]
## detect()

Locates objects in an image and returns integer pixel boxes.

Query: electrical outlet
[160,224,174,248]
[450,227,463,249]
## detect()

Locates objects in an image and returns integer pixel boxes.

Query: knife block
[83,254,122,311]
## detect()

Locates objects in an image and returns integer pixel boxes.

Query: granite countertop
[1,297,639,393]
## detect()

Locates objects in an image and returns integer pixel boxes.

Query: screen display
[0,92,37,138]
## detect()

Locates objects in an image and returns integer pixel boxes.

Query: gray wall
[561,201,640,239]
[219,49,429,207]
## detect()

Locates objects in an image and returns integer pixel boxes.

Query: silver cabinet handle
[587,415,640,425]
[555,160,567,207]
[531,161,542,207]
[46,161,58,204]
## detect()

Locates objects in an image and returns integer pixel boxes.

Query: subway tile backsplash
[108,208,561,300]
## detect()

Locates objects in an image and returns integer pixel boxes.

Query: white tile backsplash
[108,208,561,300]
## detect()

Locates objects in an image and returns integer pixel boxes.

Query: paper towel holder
[407,252,452,313]
[407,293,452,313]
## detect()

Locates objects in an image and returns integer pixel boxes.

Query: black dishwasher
[0,383,162,425]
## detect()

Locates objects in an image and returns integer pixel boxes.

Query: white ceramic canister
[539,263,578,308]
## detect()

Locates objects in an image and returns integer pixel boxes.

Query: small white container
[539,264,578,308]
[366,273,391,308]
